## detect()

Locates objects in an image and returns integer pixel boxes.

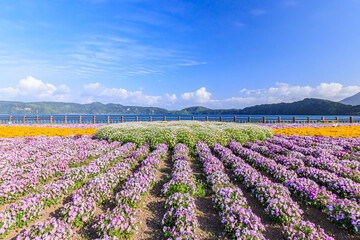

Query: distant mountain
[0,98,359,115]
[239,98,360,115]
[0,101,169,115]
[172,106,212,115]
[340,92,360,106]
[176,98,360,116]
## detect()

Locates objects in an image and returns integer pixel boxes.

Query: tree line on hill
[0,98,359,115]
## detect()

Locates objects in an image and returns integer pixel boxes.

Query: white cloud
[82,82,161,105]
[231,82,360,108]
[165,93,177,104]
[81,82,360,109]
[171,82,360,109]
[181,87,211,104]
[1,80,359,110]
[0,76,71,101]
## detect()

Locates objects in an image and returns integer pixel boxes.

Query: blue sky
[1,0,360,109]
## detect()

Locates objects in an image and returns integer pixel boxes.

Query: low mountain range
[340,92,360,106]
[0,97,360,115]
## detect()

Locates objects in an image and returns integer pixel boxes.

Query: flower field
[0,126,97,137]
[272,125,360,138]
[1,122,360,239]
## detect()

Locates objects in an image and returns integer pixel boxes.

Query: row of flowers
[273,134,360,164]
[0,136,115,205]
[94,143,168,239]
[0,142,135,239]
[229,140,360,235]
[247,140,360,204]
[162,143,198,239]
[15,142,147,240]
[60,143,150,228]
[251,136,360,171]
[281,135,360,169]
[269,134,360,160]
[215,141,333,239]
[268,136,360,183]
[15,142,142,239]
[196,141,267,239]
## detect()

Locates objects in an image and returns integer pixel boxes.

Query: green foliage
[95,121,273,148]
[195,181,206,197]
[164,183,192,197]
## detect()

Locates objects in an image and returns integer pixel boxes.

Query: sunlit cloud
[0,76,71,102]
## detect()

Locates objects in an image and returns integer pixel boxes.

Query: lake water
[0,114,357,124]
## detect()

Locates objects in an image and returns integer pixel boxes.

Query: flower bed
[229,139,360,235]
[0,142,135,239]
[0,126,97,137]
[196,141,266,239]
[161,143,199,239]
[95,121,272,148]
[215,141,334,239]
[271,125,360,137]
[94,143,168,239]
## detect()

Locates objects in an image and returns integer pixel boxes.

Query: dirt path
[132,153,172,240]
[190,154,230,240]
[8,191,75,240]
[228,150,359,239]
[293,196,358,240]
[224,168,286,240]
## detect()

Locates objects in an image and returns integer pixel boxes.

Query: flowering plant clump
[196,141,266,239]
[162,193,198,239]
[16,217,74,240]
[0,136,115,205]
[263,136,360,201]
[161,143,199,239]
[94,204,139,239]
[0,141,135,239]
[94,143,168,239]
[61,195,97,227]
[214,187,266,239]
[116,143,168,208]
[59,143,150,228]
[284,219,335,240]
[0,197,44,237]
[162,143,197,197]
[95,121,272,148]
[216,141,334,239]
[236,138,360,234]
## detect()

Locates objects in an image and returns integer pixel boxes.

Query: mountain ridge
[340,92,360,106]
[0,98,359,115]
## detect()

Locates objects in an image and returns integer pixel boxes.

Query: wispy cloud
[233,22,246,27]
[283,1,298,7]
[65,35,205,77]
[250,9,267,16]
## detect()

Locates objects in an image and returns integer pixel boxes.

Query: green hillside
[0,98,359,115]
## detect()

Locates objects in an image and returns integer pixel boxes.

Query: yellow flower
[0,126,97,138]
[273,126,360,138]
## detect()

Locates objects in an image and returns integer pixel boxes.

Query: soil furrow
[132,152,172,240]
[190,153,229,240]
